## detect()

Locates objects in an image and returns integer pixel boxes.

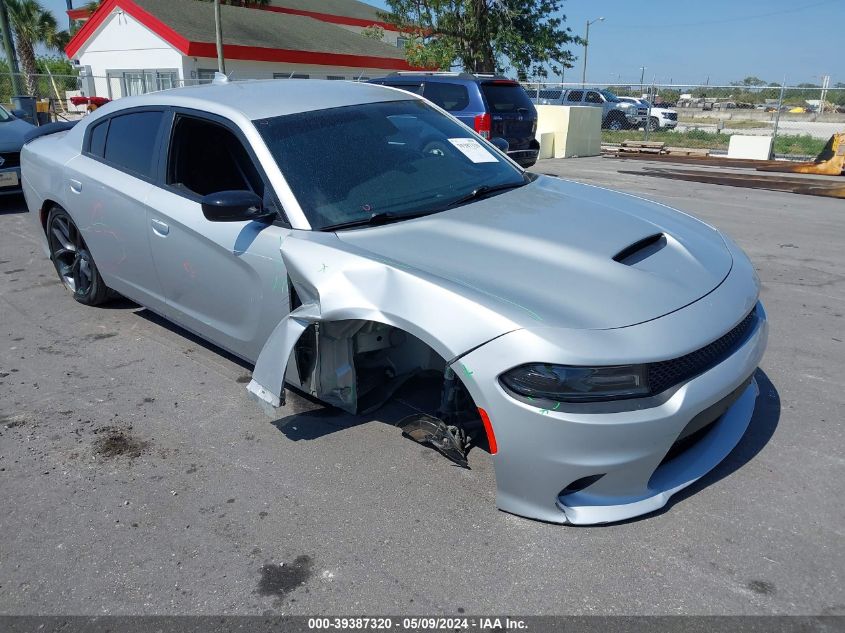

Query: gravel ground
[1,158,843,616]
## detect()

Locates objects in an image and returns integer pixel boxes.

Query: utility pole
[66,0,74,30]
[581,17,604,87]
[214,0,226,75]
[0,0,21,95]
[639,66,646,94]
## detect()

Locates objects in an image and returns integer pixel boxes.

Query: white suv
[618,97,678,131]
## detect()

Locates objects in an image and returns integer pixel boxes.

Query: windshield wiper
[320,210,433,232]
[440,179,528,211]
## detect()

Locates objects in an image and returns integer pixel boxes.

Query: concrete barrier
[535,105,602,158]
[727,135,773,159]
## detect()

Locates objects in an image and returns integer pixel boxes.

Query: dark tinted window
[423,82,469,110]
[480,83,533,113]
[566,90,584,102]
[586,91,603,103]
[88,120,108,157]
[389,82,424,95]
[168,116,263,198]
[103,111,164,178]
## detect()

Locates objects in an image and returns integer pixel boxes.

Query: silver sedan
[21,79,767,524]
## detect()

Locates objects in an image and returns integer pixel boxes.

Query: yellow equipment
[757,132,845,176]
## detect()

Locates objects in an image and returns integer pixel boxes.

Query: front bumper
[456,241,768,524]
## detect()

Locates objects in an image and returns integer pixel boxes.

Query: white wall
[75,9,185,98]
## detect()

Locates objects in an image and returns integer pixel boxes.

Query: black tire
[647,117,660,132]
[46,206,110,306]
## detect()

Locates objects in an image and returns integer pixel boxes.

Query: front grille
[648,310,757,395]
[637,108,648,115]
[0,152,20,168]
[665,112,678,121]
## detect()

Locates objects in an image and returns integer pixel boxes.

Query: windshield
[255,99,525,230]
[600,90,619,102]
[0,106,13,122]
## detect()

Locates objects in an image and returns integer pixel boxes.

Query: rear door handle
[69,179,82,194]
[150,218,170,236]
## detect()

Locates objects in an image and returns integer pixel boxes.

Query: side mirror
[201,190,272,222]
[490,137,509,153]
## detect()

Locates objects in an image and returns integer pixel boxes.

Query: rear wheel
[46,207,109,306]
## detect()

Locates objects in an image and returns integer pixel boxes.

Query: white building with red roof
[65,0,420,99]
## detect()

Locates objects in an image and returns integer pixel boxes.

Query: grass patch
[601,129,825,156]
[678,117,770,129]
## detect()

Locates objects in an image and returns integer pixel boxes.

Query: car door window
[101,110,165,178]
[423,82,469,110]
[565,90,584,103]
[167,115,264,199]
[586,91,603,104]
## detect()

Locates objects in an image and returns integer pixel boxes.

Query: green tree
[6,0,69,96]
[379,0,579,77]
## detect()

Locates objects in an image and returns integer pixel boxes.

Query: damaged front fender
[247,231,521,415]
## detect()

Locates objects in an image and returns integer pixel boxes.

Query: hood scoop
[613,233,667,265]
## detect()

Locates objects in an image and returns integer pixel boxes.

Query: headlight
[500,364,649,402]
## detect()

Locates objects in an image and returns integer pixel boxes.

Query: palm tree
[6,0,69,96]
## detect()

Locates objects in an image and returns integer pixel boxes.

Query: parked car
[369,72,540,167]
[617,97,678,131]
[531,87,647,130]
[21,79,767,525]
[0,104,36,195]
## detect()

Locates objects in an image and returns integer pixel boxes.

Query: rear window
[565,90,584,103]
[422,82,469,111]
[102,110,164,179]
[480,83,534,113]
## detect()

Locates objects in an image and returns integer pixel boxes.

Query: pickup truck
[530,87,647,130]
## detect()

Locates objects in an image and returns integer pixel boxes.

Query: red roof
[66,0,417,70]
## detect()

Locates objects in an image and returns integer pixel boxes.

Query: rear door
[420,81,474,126]
[479,80,537,150]
[63,108,167,310]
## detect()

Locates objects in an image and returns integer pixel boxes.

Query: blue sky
[42,0,841,86]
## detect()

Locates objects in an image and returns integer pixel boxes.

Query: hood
[336,176,732,330]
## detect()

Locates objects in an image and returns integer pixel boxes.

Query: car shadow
[271,374,444,442]
[0,194,26,214]
[133,307,253,370]
[593,368,781,527]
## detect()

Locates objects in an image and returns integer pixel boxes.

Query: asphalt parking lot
[1,156,843,616]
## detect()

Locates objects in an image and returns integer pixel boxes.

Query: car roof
[90,79,417,121]
[373,73,512,84]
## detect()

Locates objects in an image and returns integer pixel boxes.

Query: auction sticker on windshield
[448,137,498,163]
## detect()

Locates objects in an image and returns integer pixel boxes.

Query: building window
[197,69,217,84]
[106,69,179,98]
[273,73,310,79]
[396,36,409,48]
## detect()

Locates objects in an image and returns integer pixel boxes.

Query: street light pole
[581,16,604,87]
[214,0,226,75]
[639,66,646,94]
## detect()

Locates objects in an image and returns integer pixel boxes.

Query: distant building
[66,0,420,99]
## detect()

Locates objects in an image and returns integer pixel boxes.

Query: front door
[145,111,291,362]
